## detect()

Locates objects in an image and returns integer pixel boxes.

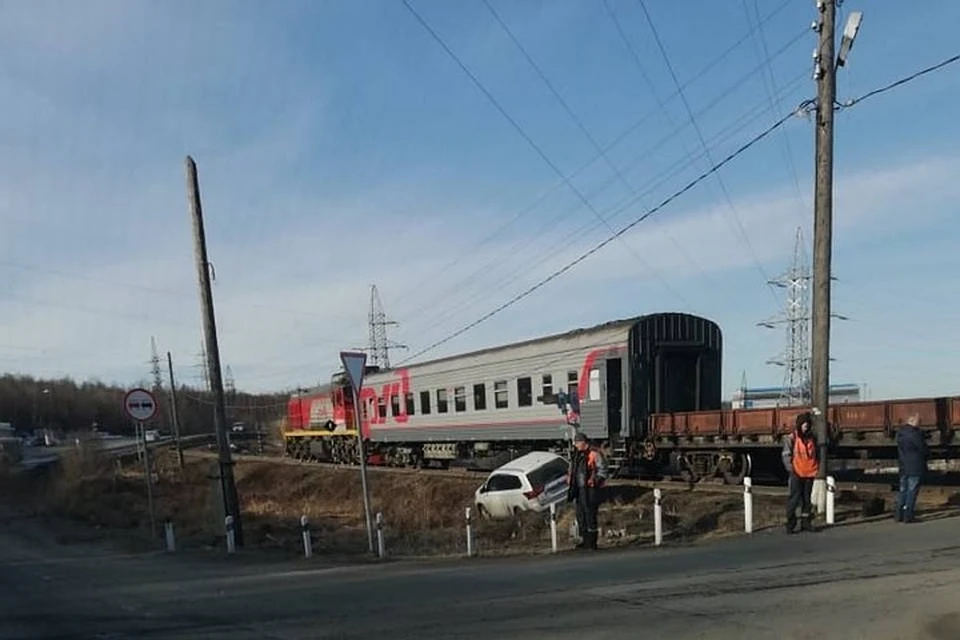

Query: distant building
[731,384,862,409]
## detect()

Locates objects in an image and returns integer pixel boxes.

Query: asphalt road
[1,507,958,640]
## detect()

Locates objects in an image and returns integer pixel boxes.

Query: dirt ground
[0,445,937,560]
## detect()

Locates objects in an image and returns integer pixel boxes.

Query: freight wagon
[652,395,960,482]
[283,311,960,482]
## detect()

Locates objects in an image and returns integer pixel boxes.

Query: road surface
[1,506,958,639]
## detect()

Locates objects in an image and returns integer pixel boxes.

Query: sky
[0,0,958,403]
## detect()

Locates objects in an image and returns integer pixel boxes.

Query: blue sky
[0,0,958,402]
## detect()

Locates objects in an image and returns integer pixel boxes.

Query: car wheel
[477,504,491,520]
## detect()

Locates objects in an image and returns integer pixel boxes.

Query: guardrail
[109,433,218,460]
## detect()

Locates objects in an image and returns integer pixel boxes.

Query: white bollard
[549,503,558,553]
[812,477,827,515]
[301,515,312,559]
[376,511,386,559]
[465,507,474,557]
[743,477,753,534]
[654,488,663,546]
[164,519,176,552]
[826,476,836,525]
[225,515,236,554]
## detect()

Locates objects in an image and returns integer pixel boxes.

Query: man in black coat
[895,413,928,523]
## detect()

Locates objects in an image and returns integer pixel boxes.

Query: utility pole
[810,0,836,484]
[185,155,244,547]
[166,351,185,470]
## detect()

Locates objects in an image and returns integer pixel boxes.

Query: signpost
[340,350,374,554]
[124,388,158,423]
[124,388,158,541]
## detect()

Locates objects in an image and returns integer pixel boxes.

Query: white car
[474,451,570,519]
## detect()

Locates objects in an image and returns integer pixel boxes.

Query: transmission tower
[759,227,811,407]
[225,365,236,396]
[195,341,211,391]
[149,336,164,394]
[367,285,407,369]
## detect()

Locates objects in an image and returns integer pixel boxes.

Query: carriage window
[567,370,579,399]
[494,380,508,409]
[405,392,415,415]
[473,383,487,410]
[542,374,553,399]
[420,390,431,414]
[437,388,449,413]
[390,393,401,417]
[454,386,467,412]
[377,396,387,419]
[589,368,601,401]
[517,377,532,407]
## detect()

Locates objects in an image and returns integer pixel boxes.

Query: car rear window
[527,458,568,488]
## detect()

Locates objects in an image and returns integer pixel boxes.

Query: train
[282,312,960,483]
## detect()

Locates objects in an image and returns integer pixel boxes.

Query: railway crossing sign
[340,351,367,394]
[124,388,158,423]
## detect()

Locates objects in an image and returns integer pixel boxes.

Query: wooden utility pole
[811,0,836,480]
[166,351,185,470]
[185,156,244,547]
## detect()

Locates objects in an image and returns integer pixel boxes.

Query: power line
[398,101,812,365]
[478,0,693,309]
[250,71,811,384]
[742,0,807,215]
[400,30,811,336]
[599,0,719,289]
[251,65,805,372]
[400,0,688,310]
[414,70,810,340]
[386,2,804,316]
[837,53,960,109]
[637,0,779,304]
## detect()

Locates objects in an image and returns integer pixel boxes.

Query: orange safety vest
[568,447,607,488]
[792,433,819,478]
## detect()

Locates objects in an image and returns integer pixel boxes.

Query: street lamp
[837,11,863,68]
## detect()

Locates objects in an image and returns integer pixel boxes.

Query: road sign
[338,349,373,554]
[340,351,367,394]
[124,388,158,422]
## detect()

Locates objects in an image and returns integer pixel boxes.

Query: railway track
[180,449,960,502]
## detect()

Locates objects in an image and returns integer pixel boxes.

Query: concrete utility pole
[810,0,837,483]
[166,351,185,470]
[185,156,244,547]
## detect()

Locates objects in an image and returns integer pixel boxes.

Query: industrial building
[731,383,862,409]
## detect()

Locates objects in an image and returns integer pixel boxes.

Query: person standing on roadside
[781,412,820,533]
[895,413,928,523]
[567,432,608,550]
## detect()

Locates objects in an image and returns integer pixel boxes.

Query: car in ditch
[474,451,569,519]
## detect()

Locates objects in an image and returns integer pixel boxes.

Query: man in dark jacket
[567,433,608,550]
[895,413,928,523]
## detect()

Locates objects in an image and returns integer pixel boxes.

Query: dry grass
[2,449,916,559]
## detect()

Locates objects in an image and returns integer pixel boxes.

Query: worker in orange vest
[781,411,820,533]
[567,432,608,550]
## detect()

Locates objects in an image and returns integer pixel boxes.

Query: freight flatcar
[284,312,722,474]
[652,395,960,482]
